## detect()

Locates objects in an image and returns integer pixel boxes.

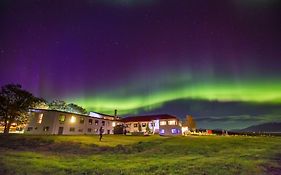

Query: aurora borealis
[0,0,280,129]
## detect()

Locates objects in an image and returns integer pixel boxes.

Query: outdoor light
[37,114,43,124]
[70,116,76,123]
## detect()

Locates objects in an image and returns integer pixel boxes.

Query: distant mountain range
[234,122,281,133]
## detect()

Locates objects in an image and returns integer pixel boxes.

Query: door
[107,130,110,134]
[58,127,64,135]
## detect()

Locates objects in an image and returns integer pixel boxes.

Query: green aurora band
[66,78,281,115]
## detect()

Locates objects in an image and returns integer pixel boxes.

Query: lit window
[160,129,165,134]
[102,121,105,126]
[80,117,84,124]
[95,120,99,125]
[70,116,76,123]
[150,123,155,127]
[168,120,176,125]
[43,126,49,131]
[69,127,75,132]
[171,129,177,134]
[142,123,146,127]
[37,114,43,124]
[134,123,138,127]
[89,119,93,125]
[59,115,66,123]
[112,122,116,127]
[160,121,167,126]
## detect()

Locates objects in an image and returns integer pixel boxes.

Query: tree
[138,123,142,132]
[0,84,43,134]
[48,100,67,111]
[186,115,196,131]
[66,103,87,114]
[48,100,87,114]
[146,123,151,133]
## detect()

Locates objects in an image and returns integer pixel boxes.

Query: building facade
[24,109,120,135]
[121,114,182,136]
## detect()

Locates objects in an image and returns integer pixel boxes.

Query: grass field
[0,134,280,175]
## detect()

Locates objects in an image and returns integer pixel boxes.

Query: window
[37,113,43,124]
[43,126,49,131]
[70,116,76,123]
[69,127,75,132]
[27,127,33,131]
[59,115,66,124]
[134,123,138,127]
[142,123,146,127]
[102,121,105,126]
[150,123,155,127]
[87,128,92,132]
[34,127,38,130]
[171,129,178,134]
[168,120,176,125]
[89,119,93,125]
[80,117,84,124]
[160,121,167,126]
[95,120,99,125]
[78,129,83,132]
[95,129,98,133]
[160,129,165,134]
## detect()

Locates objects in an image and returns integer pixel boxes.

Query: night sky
[1,0,281,129]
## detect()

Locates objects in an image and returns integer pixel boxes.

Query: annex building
[121,114,182,135]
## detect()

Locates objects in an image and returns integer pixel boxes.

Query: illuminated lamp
[70,116,76,123]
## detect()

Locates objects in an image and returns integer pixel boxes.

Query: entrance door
[107,130,110,134]
[58,127,64,135]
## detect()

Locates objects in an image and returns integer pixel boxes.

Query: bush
[131,132,144,136]
[113,125,124,134]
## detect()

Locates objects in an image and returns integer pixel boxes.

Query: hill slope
[238,122,281,132]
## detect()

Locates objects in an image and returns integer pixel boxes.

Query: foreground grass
[0,134,280,175]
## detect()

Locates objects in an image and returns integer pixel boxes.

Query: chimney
[114,109,117,119]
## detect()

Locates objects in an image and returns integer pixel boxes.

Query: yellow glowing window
[168,120,176,125]
[37,114,43,124]
[160,121,167,126]
[112,122,116,127]
[59,115,66,123]
[70,116,76,123]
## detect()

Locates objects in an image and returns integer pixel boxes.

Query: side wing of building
[24,109,119,135]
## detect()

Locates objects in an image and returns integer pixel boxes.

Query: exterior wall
[159,119,181,135]
[125,121,151,132]
[24,110,57,135]
[24,109,117,135]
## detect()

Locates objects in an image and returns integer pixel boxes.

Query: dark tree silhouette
[48,100,87,114]
[66,103,87,114]
[48,100,68,111]
[138,122,142,132]
[0,84,43,134]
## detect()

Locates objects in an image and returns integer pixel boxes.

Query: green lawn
[0,134,280,175]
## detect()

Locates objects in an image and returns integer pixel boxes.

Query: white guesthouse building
[25,109,120,135]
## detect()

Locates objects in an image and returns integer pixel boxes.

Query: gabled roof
[121,114,178,122]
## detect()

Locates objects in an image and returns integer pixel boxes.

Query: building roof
[29,108,117,121]
[121,114,178,122]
